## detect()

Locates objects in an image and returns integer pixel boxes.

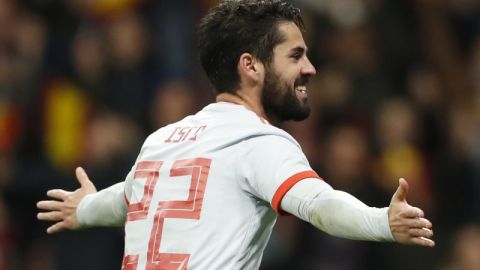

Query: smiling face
[261,21,316,121]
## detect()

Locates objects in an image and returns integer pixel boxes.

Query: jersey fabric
[122,102,320,270]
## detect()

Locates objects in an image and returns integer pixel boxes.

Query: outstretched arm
[281,177,434,247]
[37,167,127,233]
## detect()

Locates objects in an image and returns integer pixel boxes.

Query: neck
[216,92,268,120]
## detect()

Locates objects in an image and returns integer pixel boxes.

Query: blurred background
[0,0,479,269]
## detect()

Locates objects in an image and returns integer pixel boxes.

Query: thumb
[75,167,97,193]
[392,178,409,203]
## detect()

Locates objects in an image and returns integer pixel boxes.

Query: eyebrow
[289,46,307,55]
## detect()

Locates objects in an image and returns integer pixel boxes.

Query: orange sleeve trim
[271,170,321,215]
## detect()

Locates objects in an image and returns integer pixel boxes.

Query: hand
[37,167,97,234]
[388,178,435,247]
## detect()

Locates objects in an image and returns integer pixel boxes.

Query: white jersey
[121,102,320,270]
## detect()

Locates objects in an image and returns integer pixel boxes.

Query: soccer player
[37,1,435,269]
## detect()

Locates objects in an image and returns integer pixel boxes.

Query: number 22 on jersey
[122,158,212,270]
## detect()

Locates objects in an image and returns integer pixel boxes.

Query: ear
[238,53,263,84]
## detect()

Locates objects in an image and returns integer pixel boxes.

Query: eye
[289,47,307,61]
[290,53,302,60]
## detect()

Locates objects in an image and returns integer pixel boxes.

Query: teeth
[296,86,307,92]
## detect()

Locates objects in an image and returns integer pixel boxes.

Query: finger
[419,218,433,228]
[392,178,409,202]
[47,221,66,234]
[411,236,435,247]
[407,217,432,229]
[36,200,63,211]
[46,189,70,200]
[75,167,90,187]
[37,211,64,222]
[75,167,97,192]
[402,206,424,218]
[409,228,434,238]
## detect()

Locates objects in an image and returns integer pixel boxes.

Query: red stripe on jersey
[271,170,321,215]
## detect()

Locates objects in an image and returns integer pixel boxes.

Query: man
[37,1,435,269]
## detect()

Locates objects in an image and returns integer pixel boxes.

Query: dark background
[0,0,479,269]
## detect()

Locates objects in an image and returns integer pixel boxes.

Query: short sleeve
[239,135,322,214]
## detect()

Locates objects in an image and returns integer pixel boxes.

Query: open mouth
[294,76,309,99]
[295,85,308,99]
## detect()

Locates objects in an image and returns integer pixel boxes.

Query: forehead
[274,21,306,53]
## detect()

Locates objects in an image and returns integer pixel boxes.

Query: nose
[302,57,316,76]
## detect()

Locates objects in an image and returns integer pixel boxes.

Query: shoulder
[207,103,300,146]
[239,133,303,158]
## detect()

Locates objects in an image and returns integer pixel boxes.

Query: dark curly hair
[197,0,304,94]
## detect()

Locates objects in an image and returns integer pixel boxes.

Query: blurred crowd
[0,0,479,269]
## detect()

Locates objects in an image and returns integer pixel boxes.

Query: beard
[261,66,311,122]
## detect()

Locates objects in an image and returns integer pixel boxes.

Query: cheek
[272,61,298,80]
[286,74,297,89]
[277,68,297,85]
[285,67,301,83]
